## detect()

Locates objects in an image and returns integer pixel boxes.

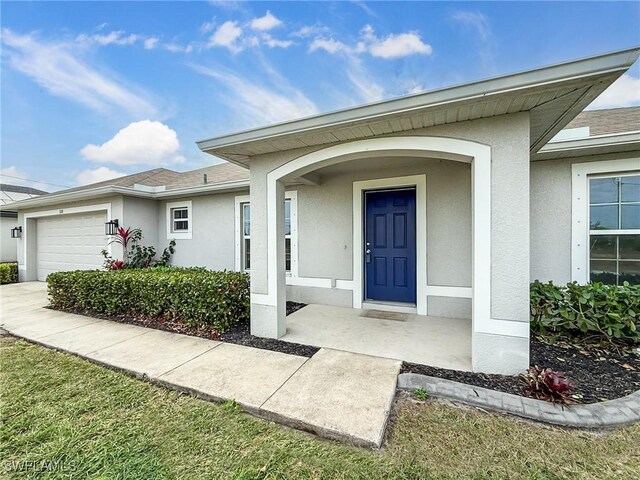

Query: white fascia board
[196,48,640,153]
[533,132,640,160]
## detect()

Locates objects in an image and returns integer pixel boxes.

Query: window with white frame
[589,174,640,285]
[166,201,192,239]
[237,195,295,272]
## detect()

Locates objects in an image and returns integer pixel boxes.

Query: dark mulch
[51,302,319,358]
[402,334,640,404]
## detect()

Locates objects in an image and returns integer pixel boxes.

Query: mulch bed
[51,301,319,358]
[402,334,640,404]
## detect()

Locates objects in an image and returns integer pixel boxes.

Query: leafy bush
[102,226,176,270]
[521,366,575,404]
[531,280,640,343]
[47,268,250,333]
[0,262,18,284]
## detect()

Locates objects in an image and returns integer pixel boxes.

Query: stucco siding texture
[295,160,472,287]
[158,192,242,270]
[1,217,18,262]
[123,197,159,249]
[530,151,640,284]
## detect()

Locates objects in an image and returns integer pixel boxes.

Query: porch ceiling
[197,48,639,167]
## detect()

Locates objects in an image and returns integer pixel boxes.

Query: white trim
[477,319,530,338]
[263,136,493,336]
[286,276,332,288]
[426,285,473,298]
[165,200,192,240]
[335,279,354,290]
[234,194,250,271]
[353,175,428,315]
[22,203,112,282]
[571,158,640,283]
[235,191,298,276]
[362,301,417,314]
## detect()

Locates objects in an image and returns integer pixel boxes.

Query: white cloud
[164,42,194,54]
[80,120,185,166]
[451,11,491,42]
[309,25,432,59]
[292,24,330,38]
[1,29,156,117]
[200,17,217,34]
[262,34,293,49]
[76,30,139,47]
[588,74,640,110]
[143,37,159,50]
[208,20,243,52]
[191,64,318,124]
[309,37,350,55]
[250,11,283,31]
[76,166,125,185]
[368,31,432,59]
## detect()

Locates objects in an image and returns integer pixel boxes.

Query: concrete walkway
[283,304,472,371]
[0,282,400,447]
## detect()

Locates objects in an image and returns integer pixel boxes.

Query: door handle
[365,248,371,263]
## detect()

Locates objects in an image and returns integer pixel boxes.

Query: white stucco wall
[530,150,640,284]
[0,216,18,262]
[122,197,159,250]
[158,191,243,270]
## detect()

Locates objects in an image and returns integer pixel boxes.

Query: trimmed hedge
[0,262,18,284]
[47,268,250,333]
[531,280,640,343]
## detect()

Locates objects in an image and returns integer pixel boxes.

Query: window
[589,174,640,285]
[166,201,192,239]
[236,193,296,273]
[171,207,189,232]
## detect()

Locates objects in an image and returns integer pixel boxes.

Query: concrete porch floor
[281,304,472,371]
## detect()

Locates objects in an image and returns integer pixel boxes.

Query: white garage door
[36,211,108,281]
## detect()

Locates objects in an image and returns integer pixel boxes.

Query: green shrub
[0,262,18,284]
[531,280,640,343]
[47,268,250,333]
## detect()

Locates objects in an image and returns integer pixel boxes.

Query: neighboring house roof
[0,183,47,207]
[7,162,249,210]
[565,106,640,136]
[534,106,640,161]
[197,48,640,165]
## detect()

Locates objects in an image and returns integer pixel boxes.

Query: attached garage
[36,211,108,281]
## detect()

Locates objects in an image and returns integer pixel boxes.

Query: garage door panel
[36,212,108,281]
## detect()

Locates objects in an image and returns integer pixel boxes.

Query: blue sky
[2,1,639,192]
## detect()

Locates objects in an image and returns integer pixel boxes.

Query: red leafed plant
[520,366,575,404]
[110,260,124,270]
[109,227,142,250]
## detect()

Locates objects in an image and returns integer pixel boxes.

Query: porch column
[249,165,286,338]
[471,132,530,375]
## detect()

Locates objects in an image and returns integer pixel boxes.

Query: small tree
[102,226,176,270]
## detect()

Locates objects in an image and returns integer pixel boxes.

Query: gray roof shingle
[566,106,640,136]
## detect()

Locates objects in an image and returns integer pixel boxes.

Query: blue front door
[365,188,417,303]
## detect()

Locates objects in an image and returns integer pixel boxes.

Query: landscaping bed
[403,334,640,404]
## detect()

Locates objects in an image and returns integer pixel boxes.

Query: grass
[1,337,638,480]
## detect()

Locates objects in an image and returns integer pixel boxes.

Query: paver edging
[398,372,640,428]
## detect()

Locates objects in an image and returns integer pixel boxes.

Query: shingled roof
[566,106,640,136]
[0,183,48,206]
[59,162,249,195]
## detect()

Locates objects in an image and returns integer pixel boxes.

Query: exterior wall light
[105,219,119,236]
[10,226,22,239]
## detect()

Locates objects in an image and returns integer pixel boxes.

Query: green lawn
[1,337,638,480]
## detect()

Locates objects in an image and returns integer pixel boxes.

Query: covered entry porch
[283,304,472,371]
